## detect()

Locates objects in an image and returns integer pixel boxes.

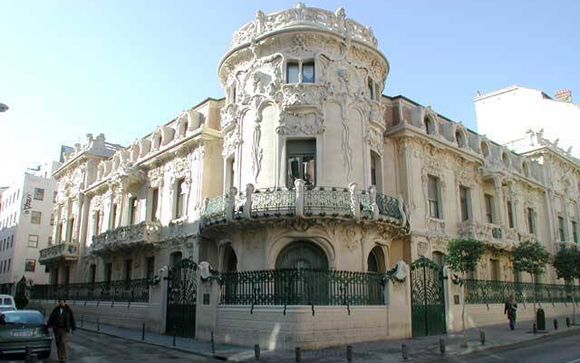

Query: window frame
[459,185,471,221]
[484,193,495,224]
[27,234,39,248]
[427,175,441,219]
[286,139,317,188]
[285,59,316,84]
[33,188,45,201]
[30,211,41,224]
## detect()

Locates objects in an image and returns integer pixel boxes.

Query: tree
[446,238,485,347]
[552,246,580,324]
[512,240,550,327]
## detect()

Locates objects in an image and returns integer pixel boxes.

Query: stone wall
[29,300,164,334]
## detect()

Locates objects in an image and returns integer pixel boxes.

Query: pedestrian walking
[504,294,518,330]
[47,299,76,362]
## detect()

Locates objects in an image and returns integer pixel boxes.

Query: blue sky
[1,0,578,186]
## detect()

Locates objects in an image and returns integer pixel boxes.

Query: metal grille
[30,279,150,303]
[304,186,351,217]
[251,188,296,217]
[465,279,580,304]
[166,258,197,338]
[411,257,446,337]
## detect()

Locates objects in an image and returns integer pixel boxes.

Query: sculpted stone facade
[38,3,579,349]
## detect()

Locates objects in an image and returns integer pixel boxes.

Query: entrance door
[411,256,446,337]
[166,257,197,338]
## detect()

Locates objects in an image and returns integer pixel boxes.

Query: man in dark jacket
[47,299,76,362]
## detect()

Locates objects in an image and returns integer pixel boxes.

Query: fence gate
[410,256,446,337]
[166,258,197,338]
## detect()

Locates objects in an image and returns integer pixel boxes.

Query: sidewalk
[76,316,580,362]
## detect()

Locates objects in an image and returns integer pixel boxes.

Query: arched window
[433,251,446,267]
[522,162,530,177]
[501,152,510,167]
[367,246,386,273]
[223,245,237,272]
[455,130,465,148]
[275,241,328,270]
[170,251,183,267]
[370,151,382,192]
[481,142,490,157]
[424,117,436,135]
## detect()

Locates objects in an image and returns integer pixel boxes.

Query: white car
[0,295,16,312]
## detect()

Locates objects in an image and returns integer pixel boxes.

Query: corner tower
[218,3,389,190]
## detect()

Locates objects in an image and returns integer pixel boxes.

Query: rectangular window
[50,213,55,226]
[226,157,235,189]
[558,216,566,241]
[7,259,10,272]
[25,259,36,272]
[286,62,299,83]
[27,234,39,248]
[572,221,578,243]
[459,186,470,221]
[490,259,500,281]
[128,197,138,225]
[94,212,101,236]
[370,152,381,191]
[33,188,45,201]
[146,257,155,280]
[53,191,58,203]
[484,194,494,224]
[66,217,74,242]
[89,264,96,284]
[104,263,112,283]
[427,175,441,219]
[175,179,185,219]
[527,207,535,234]
[150,188,159,222]
[111,204,118,229]
[507,201,514,228]
[48,236,53,245]
[302,61,315,83]
[30,211,41,224]
[286,139,316,188]
[56,222,63,242]
[124,259,133,282]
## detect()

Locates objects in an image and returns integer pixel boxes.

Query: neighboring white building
[475,86,580,157]
[0,161,60,285]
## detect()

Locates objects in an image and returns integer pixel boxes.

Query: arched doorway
[222,245,238,272]
[275,241,329,304]
[367,246,386,273]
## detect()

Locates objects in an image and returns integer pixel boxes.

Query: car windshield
[2,298,13,305]
[1,312,44,325]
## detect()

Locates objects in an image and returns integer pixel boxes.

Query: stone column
[492,176,505,228]
[77,194,90,257]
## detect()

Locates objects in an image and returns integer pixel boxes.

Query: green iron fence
[220,269,386,306]
[464,279,580,304]
[30,279,150,303]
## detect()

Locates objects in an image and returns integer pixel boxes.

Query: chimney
[554,89,572,103]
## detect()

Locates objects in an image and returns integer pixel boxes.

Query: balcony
[201,181,409,234]
[38,242,80,265]
[458,221,510,249]
[91,222,161,256]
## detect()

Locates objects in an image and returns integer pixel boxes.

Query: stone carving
[230,4,378,50]
[251,119,263,181]
[366,126,383,155]
[276,111,324,135]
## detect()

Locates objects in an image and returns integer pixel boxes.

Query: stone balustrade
[201,180,408,231]
[91,222,161,256]
[39,242,80,265]
[230,3,378,49]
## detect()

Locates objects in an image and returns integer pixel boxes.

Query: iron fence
[220,269,386,306]
[464,279,580,304]
[30,279,150,303]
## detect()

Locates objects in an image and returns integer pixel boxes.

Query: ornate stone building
[37,4,579,349]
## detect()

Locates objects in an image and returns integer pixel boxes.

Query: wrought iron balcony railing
[202,181,409,232]
[30,279,150,303]
[220,268,387,306]
[38,242,80,265]
[91,222,160,256]
[464,279,580,305]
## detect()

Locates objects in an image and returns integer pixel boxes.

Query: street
[434,331,580,363]
[0,330,220,363]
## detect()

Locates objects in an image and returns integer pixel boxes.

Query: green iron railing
[30,278,150,303]
[220,269,386,306]
[251,188,296,217]
[304,186,352,217]
[464,279,580,304]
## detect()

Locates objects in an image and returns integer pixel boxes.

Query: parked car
[0,310,51,358]
[0,295,16,312]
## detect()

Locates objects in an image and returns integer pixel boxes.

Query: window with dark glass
[33,188,44,201]
[427,175,441,219]
[150,188,159,222]
[175,179,185,219]
[30,211,41,224]
[459,186,470,221]
[146,257,155,280]
[89,264,96,284]
[110,204,118,229]
[558,216,566,241]
[527,207,535,234]
[484,194,494,223]
[128,197,138,225]
[490,259,500,281]
[124,259,132,282]
[104,263,112,283]
[287,139,316,188]
[66,217,74,242]
[25,259,36,272]
[286,61,315,83]
[507,201,514,228]
[94,212,101,236]
[572,220,578,243]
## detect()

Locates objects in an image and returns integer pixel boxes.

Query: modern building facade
[0,162,60,286]
[35,4,580,349]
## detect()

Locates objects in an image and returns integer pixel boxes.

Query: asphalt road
[0,329,220,362]
[435,331,580,363]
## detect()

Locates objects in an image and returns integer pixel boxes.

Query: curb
[77,326,230,361]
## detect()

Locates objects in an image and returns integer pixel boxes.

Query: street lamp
[0,103,8,112]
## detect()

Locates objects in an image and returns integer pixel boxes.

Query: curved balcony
[38,242,80,265]
[201,181,409,233]
[230,3,378,50]
[91,222,161,256]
